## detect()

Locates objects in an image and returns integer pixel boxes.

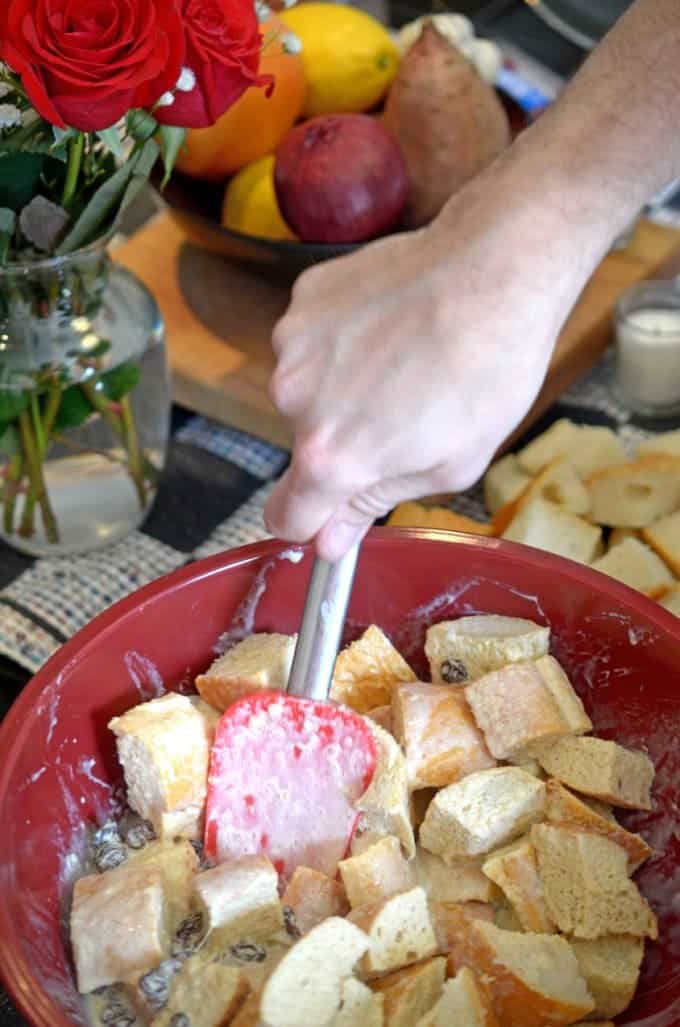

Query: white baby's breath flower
[0,104,22,129]
[255,0,271,22]
[281,31,302,54]
[0,83,11,100]
[176,67,196,93]
[156,91,175,108]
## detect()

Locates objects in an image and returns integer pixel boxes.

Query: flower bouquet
[0,0,273,553]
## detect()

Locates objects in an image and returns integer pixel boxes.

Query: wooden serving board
[114,212,680,450]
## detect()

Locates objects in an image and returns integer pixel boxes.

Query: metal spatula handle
[287,543,361,702]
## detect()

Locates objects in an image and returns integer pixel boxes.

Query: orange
[221,155,297,241]
[175,15,305,181]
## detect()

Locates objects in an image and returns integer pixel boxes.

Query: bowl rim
[2,526,680,1027]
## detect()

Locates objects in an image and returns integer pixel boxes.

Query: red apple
[274,113,410,244]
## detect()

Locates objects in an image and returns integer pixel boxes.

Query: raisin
[94,843,128,872]
[92,821,120,848]
[119,811,155,850]
[230,941,267,963]
[170,1015,190,1027]
[440,659,468,684]
[172,912,205,957]
[138,959,181,1011]
[282,905,301,939]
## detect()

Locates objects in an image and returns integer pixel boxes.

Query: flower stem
[41,382,62,451]
[2,454,23,535]
[17,409,59,543]
[62,133,85,209]
[80,380,147,509]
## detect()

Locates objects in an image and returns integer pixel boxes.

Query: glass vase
[0,240,170,557]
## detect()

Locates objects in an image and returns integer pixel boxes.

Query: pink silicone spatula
[204,546,377,879]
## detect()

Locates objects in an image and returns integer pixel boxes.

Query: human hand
[263,150,612,561]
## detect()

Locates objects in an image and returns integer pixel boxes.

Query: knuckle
[293,436,336,488]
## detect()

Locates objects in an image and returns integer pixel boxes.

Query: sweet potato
[383,21,511,228]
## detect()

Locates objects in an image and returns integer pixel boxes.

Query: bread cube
[392,683,496,790]
[587,454,680,527]
[484,453,531,515]
[464,656,591,761]
[425,615,550,686]
[339,836,414,909]
[195,632,296,711]
[535,736,655,809]
[502,497,603,564]
[415,967,499,1027]
[531,824,658,940]
[331,625,417,713]
[637,428,680,458]
[517,419,625,477]
[193,855,282,943]
[482,837,555,933]
[388,501,491,535]
[431,901,496,953]
[281,865,349,937]
[365,704,393,733]
[71,864,167,993]
[524,457,592,516]
[591,536,674,598]
[414,846,497,904]
[544,779,652,871]
[332,978,384,1026]
[660,583,680,616]
[150,961,249,1027]
[348,887,438,978]
[259,917,369,1027]
[642,509,680,576]
[356,719,416,859]
[131,838,199,939]
[445,909,595,1027]
[109,693,219,839]
[570,935,645,1019]
[370,957,446,1027]
[420,768,545,860]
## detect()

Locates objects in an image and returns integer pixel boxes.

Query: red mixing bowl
[0,528,679,1027]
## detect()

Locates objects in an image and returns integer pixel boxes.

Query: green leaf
[100,362,141,401]
[0,152,44,211]
[0,423,20,456]
[0,388,28,423]
[96,126,125,162]
[53,384,94,431]
[0,207,15,234]
[56,152,137,254]
[117,138,159,220]
[127,110,158,143]
[158,126,186,188]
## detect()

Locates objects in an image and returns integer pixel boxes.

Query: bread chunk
[195,633,296,711]
[425,615,550,686]
[414,846,497,904]
[587,454,680,527]
[370,957,446,1027]
[281,866,349,937]
[330,625,417,713]
[348,887,438,978]
[109,693,219,839]
[570,935,645,1019]
[535,736,655,810]
[392,682,496,789]
[465,656,591,761]
[517,419,625,478]
[591,537,674,598]
[482,836,556,933]
[484,453,531,515]
[415,967,500,1027]
[531,824,658,940]
[339,836,414,909]
[419,768,545,860]
[332,978,384,1026]
[150,961,249,1027]
[503,498,603,564]
[193,855,283,943]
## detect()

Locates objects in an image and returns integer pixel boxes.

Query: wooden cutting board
[114,212,680,450]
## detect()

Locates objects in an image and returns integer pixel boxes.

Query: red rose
[155,0,272,130]
[1,0,185,131]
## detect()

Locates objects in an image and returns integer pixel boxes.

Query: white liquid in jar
[616,306,680,411]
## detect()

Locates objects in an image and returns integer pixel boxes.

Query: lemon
[222,156,297,242]
[281,3,400,117]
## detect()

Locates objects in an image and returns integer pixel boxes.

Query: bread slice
[660,583,680,616]
[482,836,556,933]
[587,454,680,528]
[534,736,655,810]
[330,625,417,714]
[281,866,349,937]
[517,419,625,478]
[332,978,384,1027]
[464,656,592,761]
[392,682,496,789]
[388,501,491,535]
[109,693,219,839]
[193,855,283,944]
[445,908,595,1026]
[544,779,652,871]
[415,967,500,1027]
[370,957,446,1027]
[130,838,199,939]
[502,497,603,564]
[356,719,416,859]
[642,508,680,576]
[425,615,550,685]
[419,768,545,860]
[484,453,531,515]
[570,935,645,1018]
[150,962,249,1027]
[71,863,167,993]
[637,428,680,458]
[259,917,369,1027]
[195,633,296,711]
[531,824,658,940]
[590,537,674,598]
[339,836,414,910]
[347,887,438,978]
[414,846,497,904]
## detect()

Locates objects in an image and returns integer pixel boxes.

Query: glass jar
[0,240,170,557]
[614,280,680,418]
